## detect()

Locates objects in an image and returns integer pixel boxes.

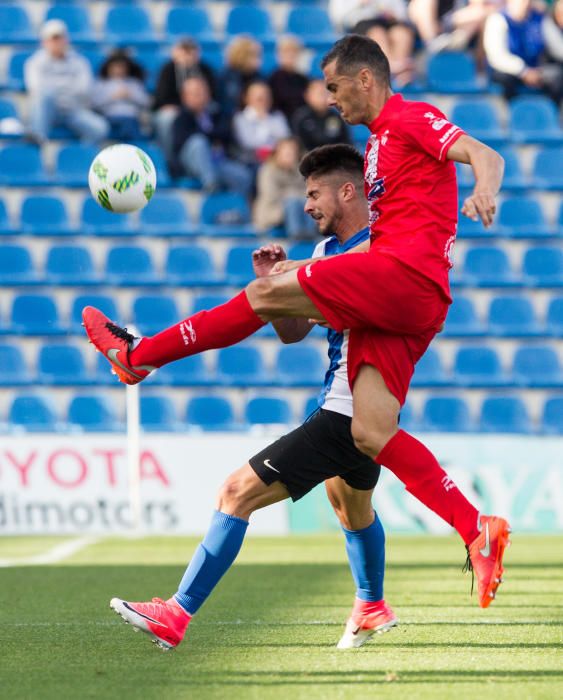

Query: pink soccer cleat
[82,306,154,385]
[337,598,398,649]
[110,596,190,650]
[466,514,511,608]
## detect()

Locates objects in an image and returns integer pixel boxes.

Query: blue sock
[342,512,385,602]
[175,510,248,615]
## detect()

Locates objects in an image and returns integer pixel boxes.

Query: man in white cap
[24,20,109,143]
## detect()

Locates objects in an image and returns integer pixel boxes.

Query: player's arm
[271,238,369,274]
[446,134,505,228]
[252,246,312,343]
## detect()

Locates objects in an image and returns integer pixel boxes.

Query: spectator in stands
[408,0,497,53]
[153,39,217,160]
[24,20,108,144]
[354,14,416,86]
[484,0,563,103]
[219,36,263,118]
[555,0,563,29]
[92,50,149,141]
[268,35,308,120]
[292,79,350,151]
[253,136,316,239]
[233,81,290,165]
[169,76,252,196]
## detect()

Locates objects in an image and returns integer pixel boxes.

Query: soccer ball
[88,144,156,213]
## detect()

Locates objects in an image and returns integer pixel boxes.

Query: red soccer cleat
[466,514,511,608]
[110,596,190,650]
[82,306,154,385]
[337,598,398,649]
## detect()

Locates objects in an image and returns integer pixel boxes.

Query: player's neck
[364,88,394,125]
[334,215,369,246]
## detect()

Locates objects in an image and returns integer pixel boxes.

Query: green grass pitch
[1,534,562,700]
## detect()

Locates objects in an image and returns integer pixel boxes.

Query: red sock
[130,291,265,368]
[376,430,479,545]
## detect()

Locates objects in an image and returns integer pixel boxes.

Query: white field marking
[0,536,99,568]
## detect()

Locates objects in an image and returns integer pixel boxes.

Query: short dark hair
[299,144,364,186]
[321,34,391,87]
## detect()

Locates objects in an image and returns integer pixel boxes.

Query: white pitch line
[0,536,99,568]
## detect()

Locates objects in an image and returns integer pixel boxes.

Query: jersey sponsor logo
[305,264,313,278]
[368,177,386,201]
[424,111,450,132]
[365,135,380,186]
[443,233,456,267]
[381,129,389,146]
[179,320,196,346]
[263,459,280,473]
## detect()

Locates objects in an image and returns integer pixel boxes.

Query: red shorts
[297,252,449,405]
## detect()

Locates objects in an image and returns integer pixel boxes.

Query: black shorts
[249,408,381,502]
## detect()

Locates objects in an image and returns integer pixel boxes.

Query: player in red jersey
[83,35,510,608]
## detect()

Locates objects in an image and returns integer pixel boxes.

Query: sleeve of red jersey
[399,102,466,162]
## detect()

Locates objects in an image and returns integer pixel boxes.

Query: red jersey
[364,94,464,301]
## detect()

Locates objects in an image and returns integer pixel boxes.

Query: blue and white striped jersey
[312,226,370,417]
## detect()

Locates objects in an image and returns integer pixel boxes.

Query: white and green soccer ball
[88,144,156,213]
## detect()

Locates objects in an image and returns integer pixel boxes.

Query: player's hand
[461,191,497,228]
[252,244,287,278]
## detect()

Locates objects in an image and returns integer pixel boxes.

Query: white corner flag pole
[126,382,142,533]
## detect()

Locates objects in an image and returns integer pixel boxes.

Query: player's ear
[358,67,372,91]
[340,181,355,201]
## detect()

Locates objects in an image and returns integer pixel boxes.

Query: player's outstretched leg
[325,478,397,649]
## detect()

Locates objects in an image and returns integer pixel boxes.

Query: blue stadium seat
[37,344,90,386]
[139,194,195,236]
[0,344,31,385]
[245,396,292,425]
[81,198,135,236]
[140,146,172,188]
[450,99,505,144]
[487,296,542,337]
[454,345,508,387]
[462,246,519,287]
[106,246,158,286]
[186,396,238,431]
[398,401,418,432]
[523,246,563,287]
[70,294,118,334]
[479,396,532,434]
[68,395,122,432]
[498,197,550,238]
[442,295,485,336]
[558,201,563,235]
[286,6,336,47]
[512,345,563,388]
[542,396,563,434]
[225,245,257,286]
[227,5,275,43]
[411,347,449,387]
[547,296,563,337]
[0,145,48,186]
[0,5,34,43]
[104,5,156,46]
[201,193,254,236]
[165,246,222,286]
[0,245,38,285]
[45,4,96,43]
[11,294,65,335]
[303,395,320,419]
[132,295,179,336]
[422,395,473,432]
[192,294,230,314]
[510,96,562,144]
[155,355,211,387]
[6,50,32,91]
[20,195,74,236]
[56,145,98,187]
[0,198,17,235]
[276,346,325,386]
[165,6,217,45]
[9,395,59,432]
[533,147,563,191]
[133,48,168,93]
[45,245,99,285]
[216,345,269,386]
[141,395,180,431]
[427,52,481,93]
[94,352,121,386]
[287,242,316,260]
[0,96,18,120]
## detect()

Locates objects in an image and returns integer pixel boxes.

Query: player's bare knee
[217,476,253,515]
[245,278,276,318]
[351,418,387,458]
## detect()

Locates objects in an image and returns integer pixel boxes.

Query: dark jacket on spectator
[292,106,351,151]
[153,60,217,110]
[219,67,262,117]
[268,68,308,119]
[169,105,231,177]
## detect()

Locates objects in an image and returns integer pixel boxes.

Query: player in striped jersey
[109,148,397,651]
